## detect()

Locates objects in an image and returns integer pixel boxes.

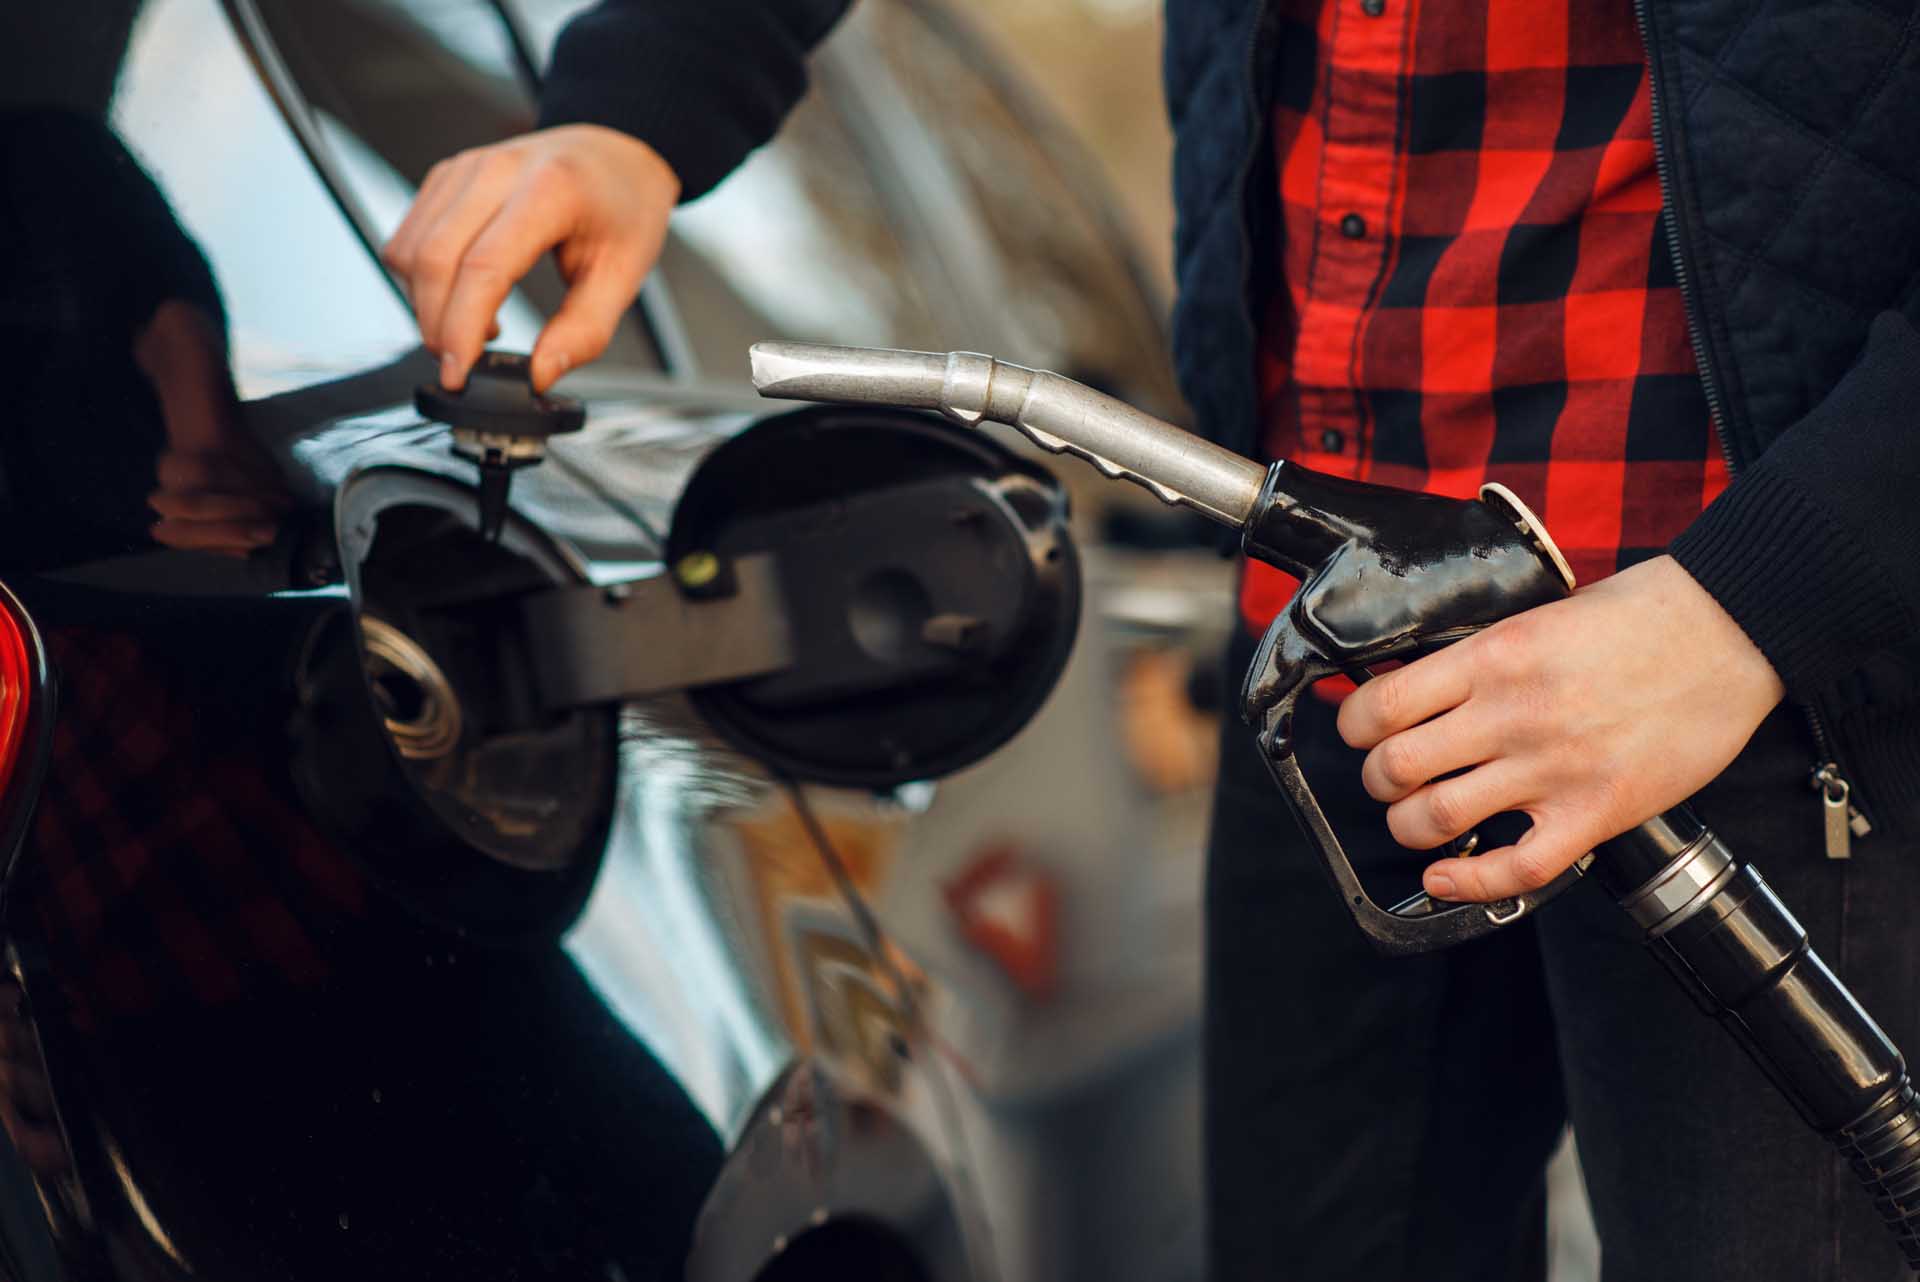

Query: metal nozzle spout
[749,340,1267,530]
[749,342,951,409]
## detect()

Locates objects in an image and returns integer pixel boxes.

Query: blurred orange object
[1117,647,1217,794]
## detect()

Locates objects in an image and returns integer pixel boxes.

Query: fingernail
[441,353,460,388]
[1425,872,1456,899]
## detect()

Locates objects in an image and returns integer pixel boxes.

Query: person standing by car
[385,1,1920,1277]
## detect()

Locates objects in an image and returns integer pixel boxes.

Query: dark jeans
[1205,631,1920,1281]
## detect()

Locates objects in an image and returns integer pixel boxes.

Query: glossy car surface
[0,3,1227,1279]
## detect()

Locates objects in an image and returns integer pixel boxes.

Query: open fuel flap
[303,378,1080,937]
[515,402,1080,788]
[661,404,1079,788]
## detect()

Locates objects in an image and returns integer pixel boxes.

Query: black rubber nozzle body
[1595,819,1920,1270]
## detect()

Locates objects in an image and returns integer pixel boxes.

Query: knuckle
[1510,847,1559,892]
[1334,698,1367,747]
[1582,769,1632,829]
[573,327,613,363]
[416,245,461,280]
[1365,675,1405,731]
[1425,786,1470,839]
[1476,621,1526,671]
[1360,757,1395,804]
[1384,804,1424,850]
[1510,674,1562,733]
[1488,615,1550,676]
[1377,737,1423,791]
[457,251,507,283]
[528,154,583,196]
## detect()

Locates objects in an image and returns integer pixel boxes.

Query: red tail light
[0,592,30,797]
[0,583,50,869]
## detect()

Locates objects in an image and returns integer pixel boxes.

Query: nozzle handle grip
[1247,631,1584,955]
[1237,467,1584,954]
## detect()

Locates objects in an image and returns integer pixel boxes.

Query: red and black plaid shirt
[1240,0,1729,632]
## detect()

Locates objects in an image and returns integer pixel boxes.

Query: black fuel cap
[415,351,585,541]
[668,406,1081,790]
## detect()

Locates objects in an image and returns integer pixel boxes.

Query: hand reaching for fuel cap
[382,125,681,394]
[1335,555,1785,903]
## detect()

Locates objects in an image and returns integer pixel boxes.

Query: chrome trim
[1617,829,1737,937]
[1479,482,1577,593]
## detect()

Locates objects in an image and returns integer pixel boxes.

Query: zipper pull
[1810,763,1861,859]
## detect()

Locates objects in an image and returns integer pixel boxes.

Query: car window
[501,0,950,373]
[109,0,425,396]
[241,0,661,372]
[655,89,949,374]
[505,0,1178,407]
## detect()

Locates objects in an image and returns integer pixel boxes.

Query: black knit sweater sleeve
[536,0,853,202]
[1670,311,1920,695]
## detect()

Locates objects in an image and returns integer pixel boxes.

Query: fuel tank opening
[289,467,619,945]
[361,614,462,762]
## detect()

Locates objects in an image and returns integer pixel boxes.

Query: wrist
[1670,464,1909,693]
[542,124,682,204]
[1647,553,1785,709]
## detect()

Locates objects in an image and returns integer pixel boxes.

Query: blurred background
[967,0,1176,297]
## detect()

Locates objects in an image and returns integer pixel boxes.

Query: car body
[0,3,1230,1279]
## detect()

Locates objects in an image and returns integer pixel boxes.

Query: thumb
[1424,817,1590,903]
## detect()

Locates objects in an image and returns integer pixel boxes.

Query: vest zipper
[1632,0,1733,490]
[1632,0,1871,857]
[1231,0,1276,442]
[1808,730,1874,861]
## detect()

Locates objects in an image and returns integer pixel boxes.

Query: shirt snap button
[1319,429,1346,452]
[1362,0,1386,16]
[1339,212,1367,239]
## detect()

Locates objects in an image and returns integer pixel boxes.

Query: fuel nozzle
[750,341,1267,529]
[751,340,1920,1269]
[415,351,585,541]
[749,341,1576,589]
